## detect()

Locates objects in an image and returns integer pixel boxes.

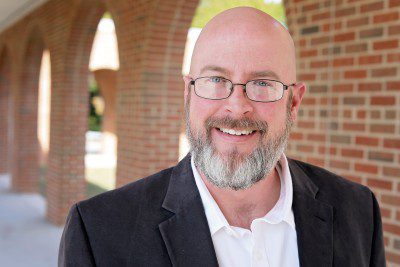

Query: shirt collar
[191,153,295,236]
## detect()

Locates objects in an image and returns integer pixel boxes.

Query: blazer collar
[288,158,334,267]
[159,155,333,267]
[159,154,219,267]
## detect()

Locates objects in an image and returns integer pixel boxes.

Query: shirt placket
[251,222,270,267]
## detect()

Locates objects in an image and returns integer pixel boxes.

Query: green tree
[191,0,286,28]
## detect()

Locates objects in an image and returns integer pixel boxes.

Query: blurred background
[0,0,399,266]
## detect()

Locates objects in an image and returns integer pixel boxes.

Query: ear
[183,75,192,103]
[289,82,306,122]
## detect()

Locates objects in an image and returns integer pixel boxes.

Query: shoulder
[75,166,174,223]
[288,158,373,205]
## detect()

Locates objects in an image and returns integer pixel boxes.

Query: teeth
[219,128,254,136]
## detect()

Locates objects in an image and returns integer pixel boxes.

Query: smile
[217,127,256,136]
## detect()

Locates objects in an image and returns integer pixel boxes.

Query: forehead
[191,31,294,82]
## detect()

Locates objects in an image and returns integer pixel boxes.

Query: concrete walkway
[0,174,63,267]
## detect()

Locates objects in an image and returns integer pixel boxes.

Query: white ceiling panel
[0,0,49,33]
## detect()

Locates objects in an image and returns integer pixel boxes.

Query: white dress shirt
[191,154,300,267]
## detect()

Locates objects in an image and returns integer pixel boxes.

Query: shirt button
[254,250,263,261]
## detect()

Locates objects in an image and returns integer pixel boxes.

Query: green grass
[85,167,116,198]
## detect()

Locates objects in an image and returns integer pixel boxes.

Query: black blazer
[58,155,386,266]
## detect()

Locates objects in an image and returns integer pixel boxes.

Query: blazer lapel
[289,159,334,267]
[159,155,219,267]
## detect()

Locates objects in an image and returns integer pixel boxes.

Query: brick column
[11,33,44,192]
[115,0,199,187]
[45,0,106,225]
[285,0,400,264]
[0,48,11,174]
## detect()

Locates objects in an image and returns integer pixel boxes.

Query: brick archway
[11,28,46,193]
[114,0,200,187]
[0,46,12,174]
[45,0,110,224]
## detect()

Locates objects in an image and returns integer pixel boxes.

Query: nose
[224,84,254,116]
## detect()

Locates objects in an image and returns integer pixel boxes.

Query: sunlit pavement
[0,174,63,267]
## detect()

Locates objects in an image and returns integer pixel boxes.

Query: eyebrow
[249,70,281,81]
[199,65,231,76]
[199,65,281,81]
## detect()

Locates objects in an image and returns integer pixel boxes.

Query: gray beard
[185,99,293,191]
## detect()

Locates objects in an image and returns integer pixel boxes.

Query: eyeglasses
[189,76,295,103]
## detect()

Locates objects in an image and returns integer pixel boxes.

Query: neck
[200,167,281,230]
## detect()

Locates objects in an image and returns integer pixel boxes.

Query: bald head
[190,7,297,83]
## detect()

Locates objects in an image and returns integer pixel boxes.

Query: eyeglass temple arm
[284,83,297,90]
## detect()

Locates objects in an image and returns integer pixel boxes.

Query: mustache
[205,116,268,135]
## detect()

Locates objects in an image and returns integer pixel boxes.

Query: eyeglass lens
[194,77,284,102]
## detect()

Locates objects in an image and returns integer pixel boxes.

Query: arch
[45,0,121,224]
[12,26,47,192]
[0,45,12,174]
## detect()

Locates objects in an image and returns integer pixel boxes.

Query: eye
[254,80,272,87]
[210,76,222,83]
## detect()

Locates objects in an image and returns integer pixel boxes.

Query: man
[59,7,385,267]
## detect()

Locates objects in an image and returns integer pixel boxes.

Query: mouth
[216,127,257,136]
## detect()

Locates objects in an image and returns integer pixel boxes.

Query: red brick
[381,194,400,207]
[387,52,400,62]
[384,223,400,235]
[347,17,369,28]
[341,148,364,158]
[335,7,356,17]
[345,43,368,53]
[373,12,399,23]
[290,132,303,140]
[367,178,393,190]
[298,73,316,80]
[356,136,379,146]
[389,25,400,35]
[334,32,355,42]
[383,167,400,177]
[371,67,397,77]
[306,157,325,167]
[373,40,399,50]
[368,151,394,162]
[386,252,400,264]
[390,0,400,7]
[344,70,367,79]
[360,1,384,13]
[387,81,400,90]
[310,60,329,68]
[358,55,382,65]
[371,96,396,105]
[300,49,318,58]
[358,82,381,92]
[333,84,353,93]
[302,3,320,12]
[355,163,378,174]
[357,110,366,119]
[333,57,354,67]
[384,139,400,149]
[370,124,395,133]
[307,133,326,142]
[330,160,350,170]
[312,11,331,22]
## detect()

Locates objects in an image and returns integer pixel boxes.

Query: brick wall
[285,0,400,264]
[0,47,11,173]
[0,0,398,264]
[12,30,44,192]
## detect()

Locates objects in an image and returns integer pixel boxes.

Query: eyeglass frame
[189,76,296,103]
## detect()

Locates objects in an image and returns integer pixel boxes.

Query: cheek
[255,102,287,132]
[189,98,218,125]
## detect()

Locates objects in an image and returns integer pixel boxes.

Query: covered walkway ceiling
[0,0,48,33]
